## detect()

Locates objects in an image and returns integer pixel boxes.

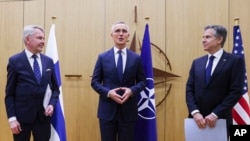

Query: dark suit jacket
[5,50,60,123]
[186,51,244,125]
[91,47,146,121]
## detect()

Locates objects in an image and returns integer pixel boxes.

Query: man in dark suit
[5,25,60,141]
[186,25,244,135]
[91,21,146,141]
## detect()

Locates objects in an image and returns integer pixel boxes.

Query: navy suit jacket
[5,50,60,123]
[186,51,244,125]
[91,47,146,121]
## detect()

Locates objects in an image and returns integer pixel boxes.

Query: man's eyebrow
[114,29,128,32]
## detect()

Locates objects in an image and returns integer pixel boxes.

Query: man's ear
[217,36,223,44]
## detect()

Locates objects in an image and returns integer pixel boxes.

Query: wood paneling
[0,2,24,141]
[23,0,45,26]
[45,0,105,140]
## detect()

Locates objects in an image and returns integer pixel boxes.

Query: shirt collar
[25,49,41,59]
[113,47,127,54]
[208,48,223,59]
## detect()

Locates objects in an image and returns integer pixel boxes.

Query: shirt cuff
[191,110,200,116]
[107,91,111,98]
[8,117,17,122]
[211,112,218,118]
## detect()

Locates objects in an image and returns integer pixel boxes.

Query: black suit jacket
[186,51,244,124]
[5,50,60,123]
[91,47,146,121]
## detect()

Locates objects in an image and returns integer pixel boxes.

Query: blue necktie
[32,54,41,83]
[205,55,215,84]
[117,50,123,80]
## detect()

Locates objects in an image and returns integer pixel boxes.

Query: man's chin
[37,49,43,53]
[117,43,126,46]
[203,48,208,51]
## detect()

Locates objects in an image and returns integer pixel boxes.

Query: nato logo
[137,78,156,119]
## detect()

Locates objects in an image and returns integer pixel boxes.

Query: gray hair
[23,25,44,43]
[204,25,227,47]
[111,21,129,33]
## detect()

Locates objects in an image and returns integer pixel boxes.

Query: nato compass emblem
[137,78,156,119]
[129,31,179,115]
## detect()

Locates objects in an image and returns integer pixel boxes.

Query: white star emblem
[137,78,156,119]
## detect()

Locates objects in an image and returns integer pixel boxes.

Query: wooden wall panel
[23,0,45,26]
[45,0,105,140]
[0,1,25,141]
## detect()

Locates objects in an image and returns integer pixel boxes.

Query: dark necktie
[32,54,41,83]
[205,55,215,84]
[117,50,123,80]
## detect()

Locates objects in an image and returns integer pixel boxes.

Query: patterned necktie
[205,55,215,84]
[117,50,123,80]
[32,54,41,83]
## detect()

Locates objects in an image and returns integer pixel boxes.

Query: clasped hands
[108,87,133,104]
[193,112,218,129]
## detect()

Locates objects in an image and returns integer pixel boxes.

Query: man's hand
[193,112,206,129]
[205,113,217,128]
[108,88,123,104]
[9,120,22,134]
[108,87,133,104]
[44,105,54,116]
[120,87,133,104]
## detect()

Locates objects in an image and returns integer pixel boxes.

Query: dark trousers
[13,119,51,141]
[99,108,136,141]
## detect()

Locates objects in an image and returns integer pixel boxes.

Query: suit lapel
[198,56,208,86]
[40,54,46,77]
[210,52,228,81]
[20,51,41,83]
[107,48,121,81]
[122,48,130,81]
[40,54,50,83]
[20,51,37,80]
